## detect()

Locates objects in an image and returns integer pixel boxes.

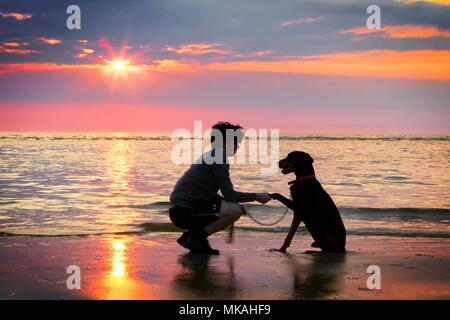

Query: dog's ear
[304,152,314,164]
[293,152,313,167]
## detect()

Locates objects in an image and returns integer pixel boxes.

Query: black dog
[271,151,346,253]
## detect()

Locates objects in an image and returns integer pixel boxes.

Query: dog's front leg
[270,193,294,210]
[279,217,301,252]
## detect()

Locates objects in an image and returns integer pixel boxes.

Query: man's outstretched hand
[269,193,282,201]
[255,193,271,204]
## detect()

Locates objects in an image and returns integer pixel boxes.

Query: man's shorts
[169,198,222,230]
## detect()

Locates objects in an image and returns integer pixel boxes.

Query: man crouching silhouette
[169,122,271,254]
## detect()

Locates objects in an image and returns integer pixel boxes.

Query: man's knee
[230,204,244,221]
[222,202,244,221]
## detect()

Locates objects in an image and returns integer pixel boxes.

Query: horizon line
[0,130,449,136]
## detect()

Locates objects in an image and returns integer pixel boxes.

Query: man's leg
[204,201,244,235]
[178,201,243,254]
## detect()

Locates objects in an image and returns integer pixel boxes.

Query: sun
[98,38,148,96]
[112,59,129,71]
[108,58,131,72]
[102,56,141,97]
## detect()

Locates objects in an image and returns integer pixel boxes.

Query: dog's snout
[278,158,288,168]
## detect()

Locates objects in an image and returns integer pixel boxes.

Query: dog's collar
[288,175,316,185]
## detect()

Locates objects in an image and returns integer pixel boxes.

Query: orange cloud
[74,48,95,58]
[342,24,450,38]
[144,59,196,72]
[205,50,450,80]
[397,0,450,5]
[0,59,194,74]
[0,46,38,55]
[0,41,35,54]
[4,42,20,47]
[1,50,449,80]
[164,43,273,59]
[37,37,62,45]
[164,43,231,55]
[0,63,100,74]
[78,40,89,43]
[0,12,32,20]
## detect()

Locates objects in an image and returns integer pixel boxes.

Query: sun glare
[107,58,131,73]
[112,59,129,71]
[99,39,148,97]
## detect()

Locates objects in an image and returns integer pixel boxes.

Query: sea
[0,133,449,239]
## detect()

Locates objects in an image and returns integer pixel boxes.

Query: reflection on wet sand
[170,249,346,300]
[85,237,160,299]
[172,253,240,299]
[285,252,346,299]
[102,238,142,299]
[110,239,127,278]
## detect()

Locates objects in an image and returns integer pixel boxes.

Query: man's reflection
[172,253,239,299]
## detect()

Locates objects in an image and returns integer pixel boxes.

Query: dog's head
[278,151,314,175]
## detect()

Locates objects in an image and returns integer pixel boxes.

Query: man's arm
[211,163,256,203]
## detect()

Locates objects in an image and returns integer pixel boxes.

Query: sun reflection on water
[100,135,142,228]
[107,135,134,196]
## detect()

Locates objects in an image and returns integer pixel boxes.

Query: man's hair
[210,121,243,144]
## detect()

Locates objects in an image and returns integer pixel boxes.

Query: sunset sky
[0,0,449,133]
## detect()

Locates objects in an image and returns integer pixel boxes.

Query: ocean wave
[0,230,145,238]
[236,226,450,238]
[0,135,172,141]
[278,135,449,142]
[339,207,450,221]
[107,201,282,211]
[110,202,450,222]
[108,201,170,210]
[2,222,449,239]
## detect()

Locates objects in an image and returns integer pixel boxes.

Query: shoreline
[1,233,449,300]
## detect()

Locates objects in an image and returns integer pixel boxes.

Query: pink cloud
[280,17,323,28]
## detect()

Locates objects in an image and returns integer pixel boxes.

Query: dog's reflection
[172,253,239,299]
[285,252,346,299]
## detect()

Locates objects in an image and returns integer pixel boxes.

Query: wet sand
[0,232,449,299]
